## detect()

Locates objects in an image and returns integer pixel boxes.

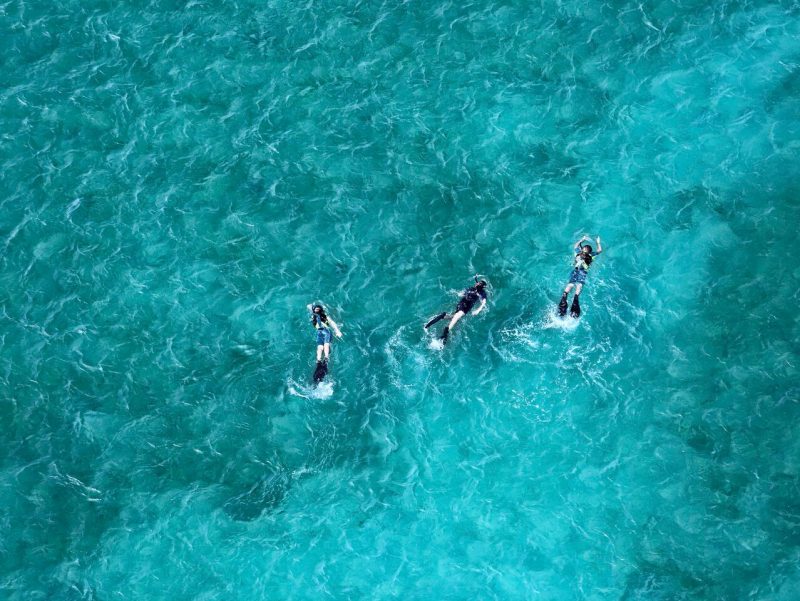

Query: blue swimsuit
[312,314,333,345]
[568,246,600,285]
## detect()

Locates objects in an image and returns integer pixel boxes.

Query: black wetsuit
[430,285,486,345]
[457,286,487,314]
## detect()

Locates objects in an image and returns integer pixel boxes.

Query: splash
[541,311,581,332]
[287,378,334,400]
[427,337,445,351]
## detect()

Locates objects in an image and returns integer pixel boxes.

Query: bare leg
[446,311,465,330]
[575,283,583,296]
[323,343,331,360]
[441,310,465,344]
[563,282,574,294]
[316,345,323,361]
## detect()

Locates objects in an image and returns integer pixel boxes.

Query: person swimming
[308,303,342,380]
[558,235,602,318]
[425,278,488,344]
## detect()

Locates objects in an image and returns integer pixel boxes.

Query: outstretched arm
[473,298,487,315]
[595,236,603,254]
[574,235,589,251]
[327,318,343,338]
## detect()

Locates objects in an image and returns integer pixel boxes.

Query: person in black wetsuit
[425,279,488,344]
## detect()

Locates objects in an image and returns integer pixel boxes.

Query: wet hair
[475,280,487,290]
[311,305,328,323]
[580,246,593,267]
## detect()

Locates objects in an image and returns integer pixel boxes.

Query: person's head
[582,245,593,254]
[475,280,487,291]
[312,304,323,314]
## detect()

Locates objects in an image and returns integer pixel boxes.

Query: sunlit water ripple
[1,0,799,599]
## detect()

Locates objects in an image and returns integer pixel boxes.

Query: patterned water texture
[2,0,799,599]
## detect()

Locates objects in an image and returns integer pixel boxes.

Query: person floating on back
[308,303,342,382]
[424,277,488,345]
[558,235,602,318]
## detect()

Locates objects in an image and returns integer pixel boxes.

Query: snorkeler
[308,303,342,382]
[424,277,488,345]
[558,235,602,318]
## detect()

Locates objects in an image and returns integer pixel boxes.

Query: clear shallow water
[1,0,799,599]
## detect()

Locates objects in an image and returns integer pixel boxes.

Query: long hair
[311,305,328,325]
[580,246,593,267]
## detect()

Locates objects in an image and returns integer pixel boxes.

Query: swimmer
[308,303,342,380]
[425,277,488,344]
[558,235,602,318]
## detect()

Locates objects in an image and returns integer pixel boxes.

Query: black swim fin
[425,312,448,329]
[440,326,450,345]
[558,293,568,317]
[570,295,581,318]
[313,359,328,383]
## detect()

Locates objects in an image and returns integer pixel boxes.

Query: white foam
[428,338,445,351]
[541,311,581,332]
[287,379,334,400]
[286,381,310,399]
[310,382,334,399]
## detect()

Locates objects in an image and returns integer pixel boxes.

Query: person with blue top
[308,303,342,381]
[558,235,602,318]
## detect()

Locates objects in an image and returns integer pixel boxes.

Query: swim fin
[558,293,568,317]
[425,312,448,329]
[313,359,328,383]
[440,326,450,345]
[570,295,581,318]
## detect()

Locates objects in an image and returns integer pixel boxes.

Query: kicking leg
[558,291,569,316]
[316,345,323,361]
[570,286,582,318]
[323,343,331,360]
[425,311,448,329]
[559,282,575,316]
[446,311,465,329]
[441,310,465,344]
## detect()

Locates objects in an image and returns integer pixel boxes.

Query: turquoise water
[2,0,800,598]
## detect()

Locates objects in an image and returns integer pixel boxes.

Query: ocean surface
[2,0,799,599]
